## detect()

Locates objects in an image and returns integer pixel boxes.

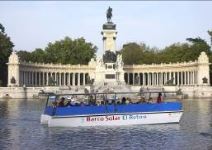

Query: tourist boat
[40,92,183,127]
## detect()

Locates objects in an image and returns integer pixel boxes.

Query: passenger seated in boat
[101,100,104,105]
[105,99,109,105]
[122,97,126,104]
[96,100,101,106]
[147,97,153,103]
[137,96,145,104]
[126,97,132,104]
[141,97,146,103]
[69,96,81,106]
[117,101,121,105]
[52,101,57,107]
[157,92,162,103]
[58,97,65,107]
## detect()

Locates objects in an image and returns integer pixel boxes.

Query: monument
[89,7,125,86]
[6,7,210,90]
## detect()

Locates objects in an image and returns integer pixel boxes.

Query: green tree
[0,23,14,86]
[160,43,191,63]
[186,37,210,57]
[17,50,32,62]
[45,37,97,64]
[121,42,142,65]
[31,48,46,63]
[121,42,159,65]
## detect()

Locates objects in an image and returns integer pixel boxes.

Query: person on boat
[157,92,162,103]
[148,97,153,103]
[121,97,126,104]
[69,96,79,106]
[58,97,66,107]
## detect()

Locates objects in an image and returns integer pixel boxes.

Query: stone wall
[1,85,212,99]
[0,86,90,99]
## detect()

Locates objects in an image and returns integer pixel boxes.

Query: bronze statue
[107,7,112,22]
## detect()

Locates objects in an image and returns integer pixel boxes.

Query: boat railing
[44,91,179,107]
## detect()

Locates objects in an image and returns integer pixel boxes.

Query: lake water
[0,98,212,150]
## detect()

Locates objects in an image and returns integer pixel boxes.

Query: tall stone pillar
[83,73,85,85]
[101,21,117,53]
[143,73,146,86]
[173,72,176,85]
[7,51,20,87]
[78,73,80,86]
[127,73,130,85]
[59,73,61,86]
[197,52,210,85]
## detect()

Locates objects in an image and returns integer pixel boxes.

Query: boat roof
[48,91,177,96]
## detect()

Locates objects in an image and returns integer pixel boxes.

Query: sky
[0,1,212,56]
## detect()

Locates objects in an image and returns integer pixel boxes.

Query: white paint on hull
[41,111,183,127]
[40,114,51,125]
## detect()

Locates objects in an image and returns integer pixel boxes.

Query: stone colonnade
[18,63,94,87]
[123,62,199,86]
[124,70,197,86]
[7,52,210,87]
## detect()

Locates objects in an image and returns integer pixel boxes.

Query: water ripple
[0,99,212,150]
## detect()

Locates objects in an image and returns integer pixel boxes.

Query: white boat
[41,92,183,127]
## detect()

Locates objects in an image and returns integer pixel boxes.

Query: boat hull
[41,111,183,127]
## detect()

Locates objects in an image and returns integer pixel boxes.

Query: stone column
[59,73,61,86]
[67,73,70,86]
[157,73,159,86]
[127,73,130,85]
[186,71,188,85]
[132,73,135,85]
[152,73,154,86]
[83,73,86,85]
[46,72,49,86]
[138,73,141,85]
[62,72,66,86]
[164,72,166,85]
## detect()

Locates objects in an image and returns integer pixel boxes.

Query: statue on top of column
[106,6,113,23]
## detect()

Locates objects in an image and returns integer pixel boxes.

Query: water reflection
[0,98,211,150]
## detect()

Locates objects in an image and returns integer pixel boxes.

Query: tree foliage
[17,50,32,62]
[121,35,211,65]
[18,37,97,65]
[121,42,159,65]
[0,23,14,86]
